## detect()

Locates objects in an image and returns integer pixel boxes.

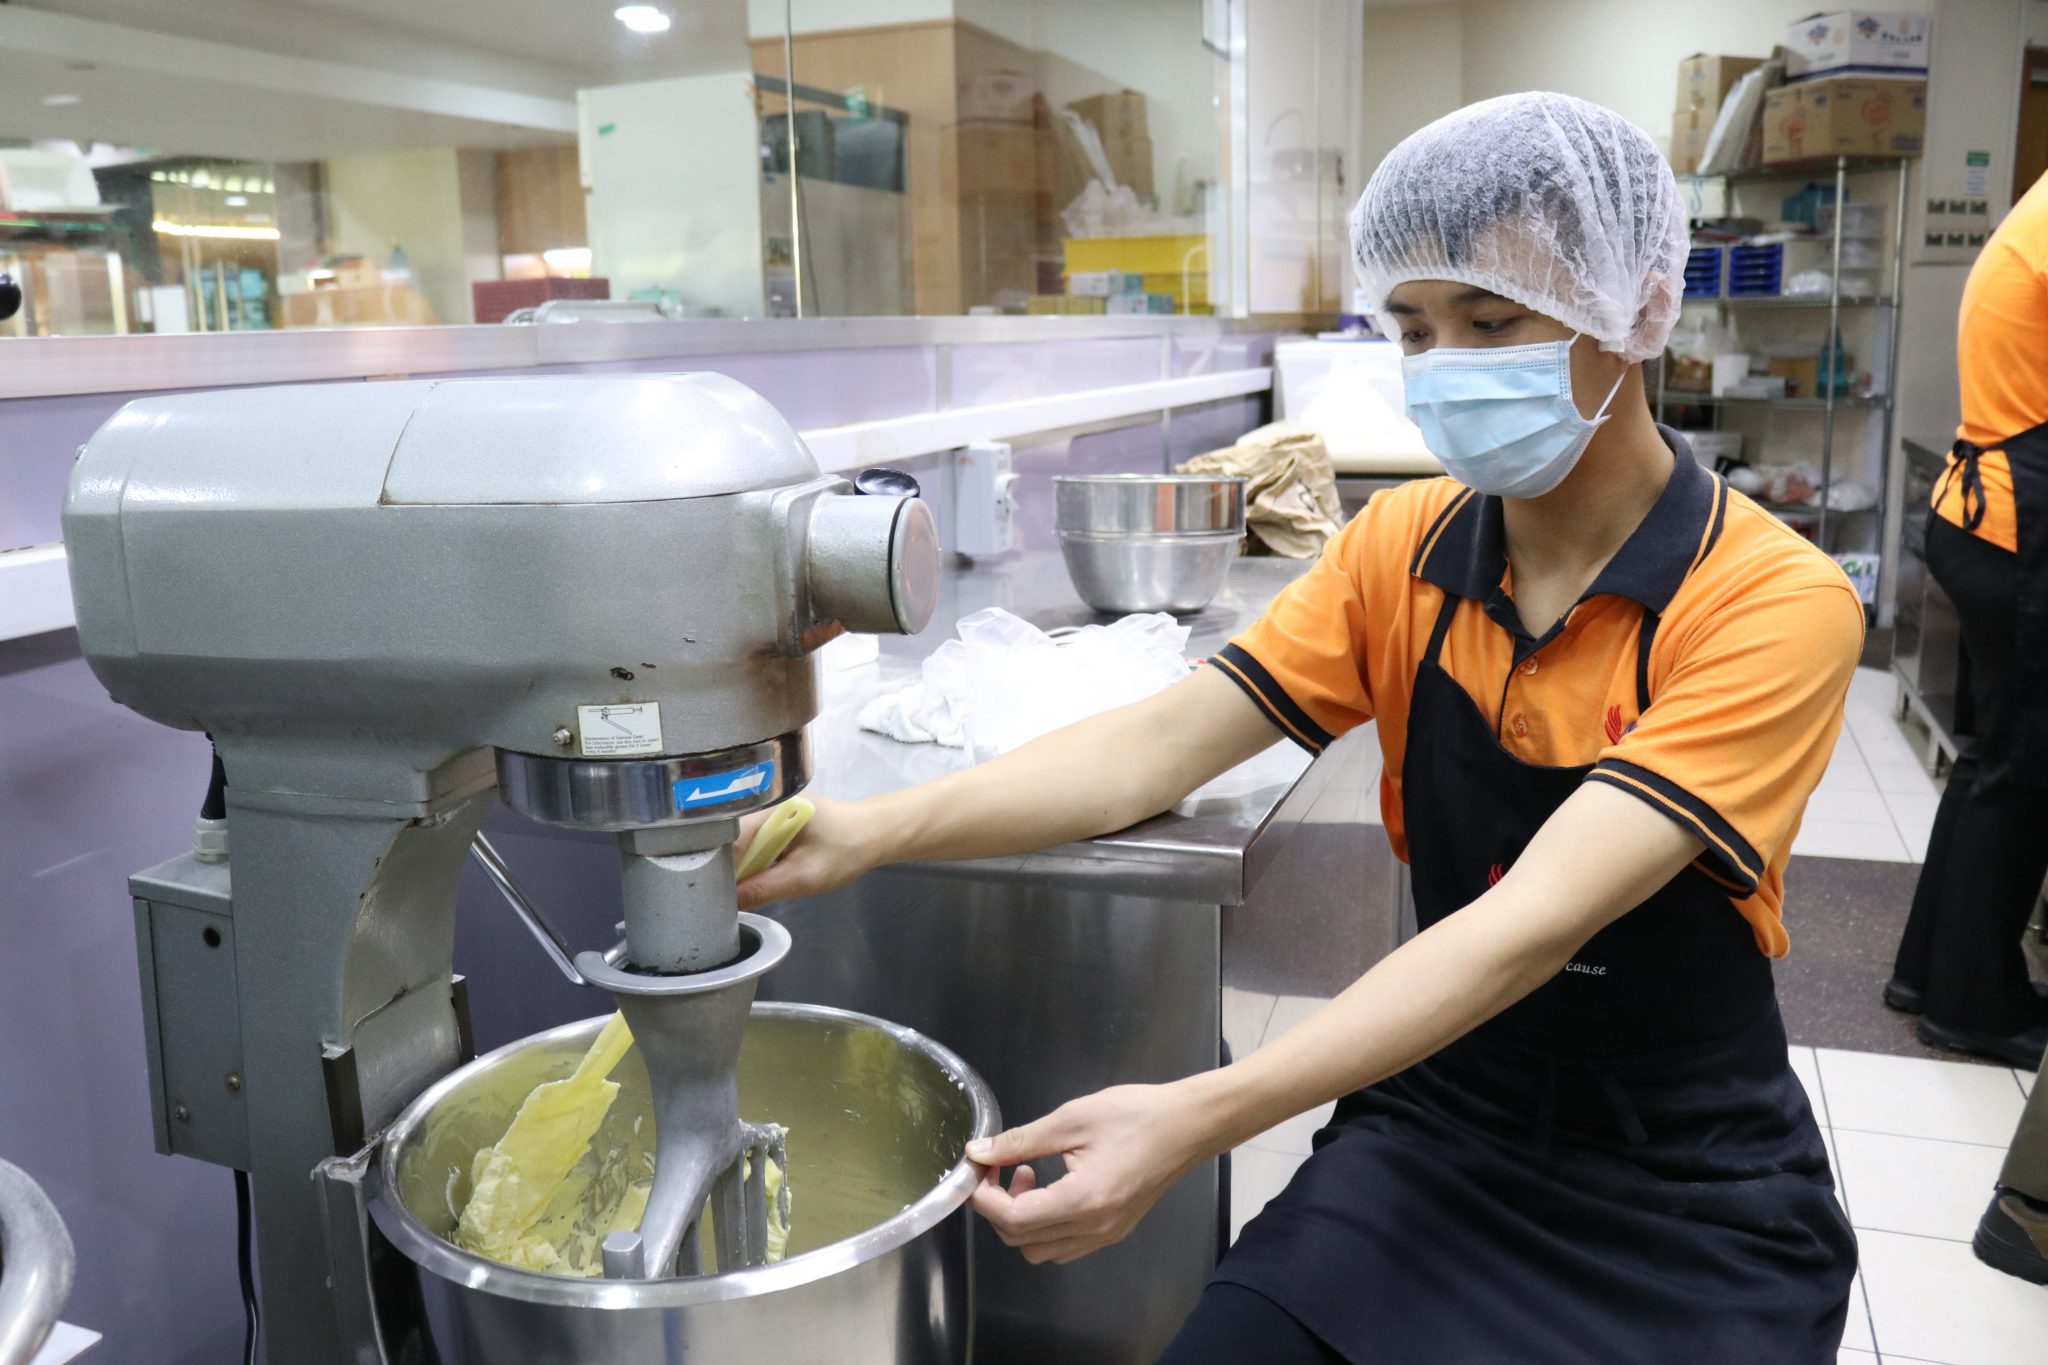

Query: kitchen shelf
[1681,295,1891,309]
[1661,392,1885,410]
[1687,158,1913,183]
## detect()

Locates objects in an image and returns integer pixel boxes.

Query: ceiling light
[224,195,249,207]
[153,220,281,241]
[42,94,82,107]
[614,5,671,33]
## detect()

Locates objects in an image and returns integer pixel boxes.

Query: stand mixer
[64,374,992,1362]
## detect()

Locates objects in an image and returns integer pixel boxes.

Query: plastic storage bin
[1683,245,1724,297]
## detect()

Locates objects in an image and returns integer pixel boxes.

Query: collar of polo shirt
[1411,427,1727,616]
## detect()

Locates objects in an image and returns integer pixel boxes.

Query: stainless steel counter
[807,550,1321,904]
[759,548,1396,1365]
[1890,437,1963,768]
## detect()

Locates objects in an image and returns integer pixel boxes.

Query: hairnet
[1351,92,1689,363]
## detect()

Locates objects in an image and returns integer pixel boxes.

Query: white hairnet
[1351,92,1689,363]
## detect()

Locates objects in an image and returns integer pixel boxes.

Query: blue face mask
[1401,337,1627,499]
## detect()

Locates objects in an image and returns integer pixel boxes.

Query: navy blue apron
[1213,587,1858,1363]
[1942,416,2048,783]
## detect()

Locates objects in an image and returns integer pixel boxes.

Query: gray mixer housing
[63,373,940,1363]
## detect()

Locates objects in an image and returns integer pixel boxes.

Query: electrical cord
[234,1169,260,1365]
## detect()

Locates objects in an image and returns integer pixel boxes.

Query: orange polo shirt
[1934,169,2048,553]
[1212,435,1865,957]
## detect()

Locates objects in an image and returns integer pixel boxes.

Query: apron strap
[1633,609,1662,715]
[1423,586,1461,669]
[1943,438,1989,532]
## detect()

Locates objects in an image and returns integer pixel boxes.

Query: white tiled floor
[1225,1007,2048,1362]
[1796,668,1944,863]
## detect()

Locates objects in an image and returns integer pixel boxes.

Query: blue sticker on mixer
[674,759,777,811]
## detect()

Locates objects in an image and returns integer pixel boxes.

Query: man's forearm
[1171,781,1709,1162]
[1178,891,1573,1158]
[862,668,1276,868]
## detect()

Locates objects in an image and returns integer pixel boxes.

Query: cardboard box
[1766,354,1821,398]
[1065,91,1148,143]
[1670,108,1715,175]
[1062,91,1154,202]
[1761,77,1925,164]
[1784,10,1932,80]
[1025,294,1107,315]
[958,71,1037,125]
[1675,54,1766,114]
[1068,269,1145,296]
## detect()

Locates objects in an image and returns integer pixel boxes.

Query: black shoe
[1974,1189,2048,1285]
[1916,1016,2048,1069]
[1882,977,1924,1014]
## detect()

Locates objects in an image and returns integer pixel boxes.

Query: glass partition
[0,0,1351,337]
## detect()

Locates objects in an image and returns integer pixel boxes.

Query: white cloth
[1349,91,1689,363]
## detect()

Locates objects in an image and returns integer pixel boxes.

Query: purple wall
[0,337,1269,1360]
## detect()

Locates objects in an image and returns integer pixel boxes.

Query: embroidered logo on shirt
[1604,705,1637,745]
[1486,862,1506,887]
[1564,961,1608,977]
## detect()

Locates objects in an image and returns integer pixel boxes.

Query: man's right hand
[735,795,884,909]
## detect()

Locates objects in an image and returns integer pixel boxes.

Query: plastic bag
[859,608,1194,761]
[960,609,1191,761]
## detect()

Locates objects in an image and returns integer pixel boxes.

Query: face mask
[1401,336,1627,499]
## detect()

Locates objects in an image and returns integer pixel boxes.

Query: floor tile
[1793,818,1915,863]
[2018,1068,2035,1098]
[1835,1352,1876,1363]
[1882,791,1943,847]
[1903,827,1931,863]
[1859,1226,2048,1363]
[1820,740,1878,793]
[1841,1270,1876,1352]
[1262,993,1334,1047]
[1222,986,1277,1061]
[1818,1048,2028,1146]
[1790,1044,1827,1122]
[1852,723,1924,767]
[1808,790,1897,825]
[1871,756,1943,797]
[1833,1129,2007,1241]
[1248,1101,1335,1157]
[1228,1145,1305,1244]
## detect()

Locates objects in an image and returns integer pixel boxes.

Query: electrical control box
[954,442,1020,558]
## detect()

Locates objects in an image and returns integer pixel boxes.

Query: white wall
[580,71,765,318]
[1362,0,1938,176]
[324,147,475,324]
[1360,3,1462,178]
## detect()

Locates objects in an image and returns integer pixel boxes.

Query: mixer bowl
[1053,475,1246,615]
[367,1003,999,1364]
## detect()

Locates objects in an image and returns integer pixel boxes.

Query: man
[743,93,1863,1359]
[1888,168,2048,1072]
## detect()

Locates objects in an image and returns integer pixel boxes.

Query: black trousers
[1154,1282,1344,1365]
[1893,517,2048,1033]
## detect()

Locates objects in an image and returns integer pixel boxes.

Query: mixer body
[64,375,966,1363]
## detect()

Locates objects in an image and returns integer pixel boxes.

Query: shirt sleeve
[1585,578,1864,893]
[1209,499,1381,754]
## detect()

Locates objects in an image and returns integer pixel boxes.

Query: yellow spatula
[735,797,815,883]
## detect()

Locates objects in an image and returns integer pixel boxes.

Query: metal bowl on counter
[1053,475,1247,615]
[367,1003,999,1364]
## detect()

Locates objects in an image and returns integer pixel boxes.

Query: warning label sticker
[576,702,664,757]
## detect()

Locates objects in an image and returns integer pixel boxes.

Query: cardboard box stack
[1671,54,1764,174]
[1782,9,1932,81]
[1761,77,1926,163]
[1056,90,1154,204]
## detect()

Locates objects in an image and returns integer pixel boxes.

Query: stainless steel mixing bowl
[367,1003,998,1364]
[1054,474,1247,615]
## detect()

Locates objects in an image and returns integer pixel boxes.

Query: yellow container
[1063,235,1212,309]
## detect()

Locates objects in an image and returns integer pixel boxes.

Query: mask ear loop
[1570,333,1629,424]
